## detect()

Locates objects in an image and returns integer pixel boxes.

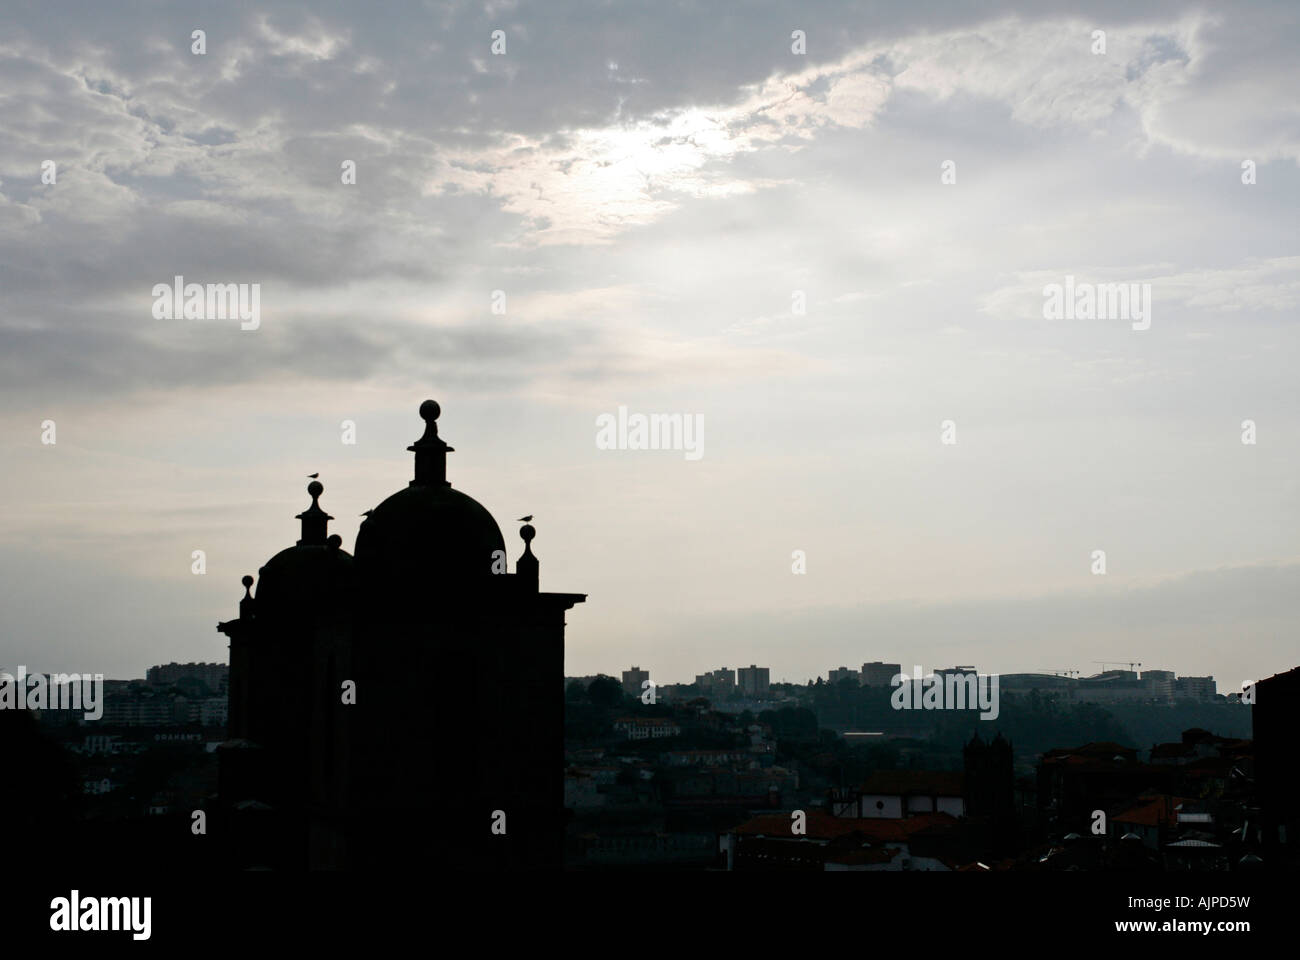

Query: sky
[0,1,1296,692]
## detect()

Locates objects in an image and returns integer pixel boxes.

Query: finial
[409,398,454,487]
[327,534,342,550]
[238,574,256,617]
[517,522,538,591]
[295,480,333,545]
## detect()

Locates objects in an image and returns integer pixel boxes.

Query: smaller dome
[255,542,355,613]
[253,480,354,614]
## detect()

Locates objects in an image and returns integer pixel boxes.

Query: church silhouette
[216,400,585,870]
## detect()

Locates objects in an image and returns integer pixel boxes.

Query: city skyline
[14,655,1225,690]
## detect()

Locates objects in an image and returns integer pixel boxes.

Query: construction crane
[1093,660,1142,673]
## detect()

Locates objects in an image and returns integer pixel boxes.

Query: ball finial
[520,523,536,543]
[307,480,324,498]
[241,574,254,589]
[419,399,441,422]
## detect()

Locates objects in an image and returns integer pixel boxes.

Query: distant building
[1142,669,1175,700]
[621,666,650,698]
[1037,741,1179,836]
[934,665,979,689]
[1110,795,1195,850]
[78,735,123,756]
[737,665,770,698]
[854,771,966,820]
[709,697,774,716]
[1000,670,1216,703]
[964,732,1017,854]
[101,694,177,726]
[1149,728,1248,766]
[999,673,1076,696]
[147,662,228,692]
[612,717,681,741]
[663,749,747,767]
[650,683,691,702]
[694,668,735,695]
[1174,676,1216,700]
[723,810,958,871]
[196,697,228,726]
[861,662,902,688]
[828,667,859,685]
[1073,671,1162,704]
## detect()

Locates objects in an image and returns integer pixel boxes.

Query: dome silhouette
[217,398,587,870]
[353,399,505,600]
[254,481,355,613]
[354,482,504,586]
[255,541,355,611]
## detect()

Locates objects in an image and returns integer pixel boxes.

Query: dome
[352,400,506,598]
[255,540,355,612]
[252,482,355,614]
[354,484,504,580]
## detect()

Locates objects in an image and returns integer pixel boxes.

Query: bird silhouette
[307,473,320,479]
[517,515,533,522]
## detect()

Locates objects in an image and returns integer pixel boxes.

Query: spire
[517,522,538,591]
[408,399,453,487]
[295,480,333,545]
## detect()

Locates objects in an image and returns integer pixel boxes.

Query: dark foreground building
[1254,665,1300,866]
[217,400,585,870]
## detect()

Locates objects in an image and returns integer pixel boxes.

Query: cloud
[1,2,1297,692]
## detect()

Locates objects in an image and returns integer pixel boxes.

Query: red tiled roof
[1114,795,1197,828]
[1077,741,1133,753]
